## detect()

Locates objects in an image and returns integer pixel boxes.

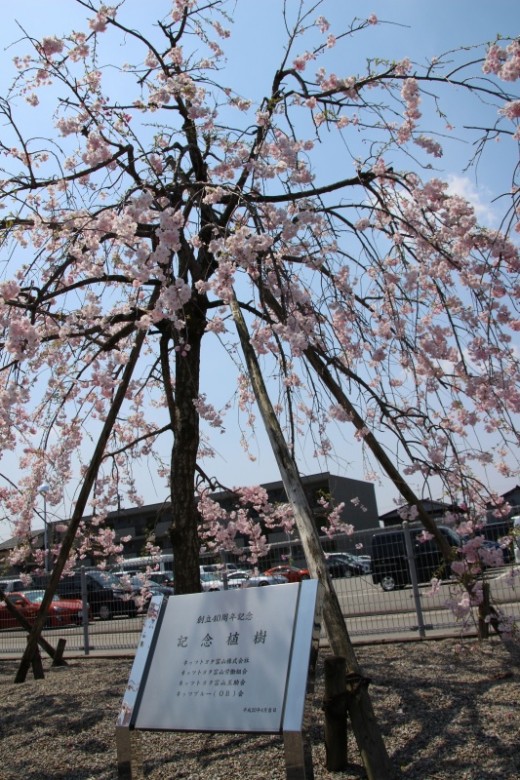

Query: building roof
[378,499,465,522]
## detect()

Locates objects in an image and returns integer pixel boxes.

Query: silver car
[224,570,254,589]
[242,573,288,587]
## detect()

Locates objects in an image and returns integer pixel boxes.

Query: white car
[200,572,223,591]
[200,563,238,575]
[223,570,256,589]
[242,573,288,587]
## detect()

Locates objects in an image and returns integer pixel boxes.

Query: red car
[0,590,89,629]
[263,565,310,583]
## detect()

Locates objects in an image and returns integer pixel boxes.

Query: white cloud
[446,174,497,227]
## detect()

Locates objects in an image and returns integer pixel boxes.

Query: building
[102,471,379,555]
[377,499,466,528]
[0,472,378,573]
[379,492,520,541]
[489,485,520,514]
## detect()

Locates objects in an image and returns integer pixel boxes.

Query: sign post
[116,580,323,779]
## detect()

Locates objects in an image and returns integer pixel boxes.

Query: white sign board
[134,583,303,733]
[117,580,323,780]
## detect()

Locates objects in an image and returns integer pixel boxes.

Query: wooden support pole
[52,638,67,667]
[27,638,45,680]
[1,589,67,668]
[323,656,348,771]
[230,294,397,779]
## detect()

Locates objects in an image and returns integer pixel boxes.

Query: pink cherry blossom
[40,37,64,58]
[0,0,518,644]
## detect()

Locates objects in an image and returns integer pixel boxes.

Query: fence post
[81,566,90,655]
[478,581,491,639]
[219,549,229,590]
[402,521,426,638]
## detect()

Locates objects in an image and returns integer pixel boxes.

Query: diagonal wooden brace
[0,589,68,667]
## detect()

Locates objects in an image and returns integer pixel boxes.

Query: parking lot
[1,564,519,657]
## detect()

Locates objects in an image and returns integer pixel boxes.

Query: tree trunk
[229,294,397,780]
[168,301,207,595]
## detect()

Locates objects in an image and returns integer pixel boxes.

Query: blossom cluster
[0,2,518,630]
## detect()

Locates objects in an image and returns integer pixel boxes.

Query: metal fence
[1,523,520,657]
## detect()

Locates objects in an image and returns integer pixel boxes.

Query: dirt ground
[1,638,519,780]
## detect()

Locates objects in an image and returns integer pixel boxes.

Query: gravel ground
[1,638,519,780]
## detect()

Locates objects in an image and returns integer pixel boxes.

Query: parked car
[0,590,89,629]
[263,565,310,583]
[1,592,38,629]
[324,558,355,579]
[200,572,224,591]
[242,573,288,587]
[459,536,510,569]
[200,563,238,575]
[325,553,369,576]
[481,514,518,548]
[225,570,254,589]
[371,525,462,591]
[348,553,372,572]
[31,570,138,620]
[0,578,30,593]
[147,572,175,587]
[121,575,174,612]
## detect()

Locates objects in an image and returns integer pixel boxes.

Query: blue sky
[0,1,518,542]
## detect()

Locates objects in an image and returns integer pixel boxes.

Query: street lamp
[37,482,50,573]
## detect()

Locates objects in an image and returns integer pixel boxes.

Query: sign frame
[116,579,323,779]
